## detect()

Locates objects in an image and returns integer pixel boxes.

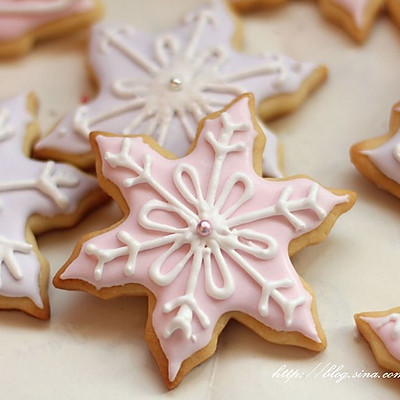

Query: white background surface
[1,0,400,398]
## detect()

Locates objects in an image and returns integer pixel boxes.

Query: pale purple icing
[0,93,100,309]
[35,0,321,177]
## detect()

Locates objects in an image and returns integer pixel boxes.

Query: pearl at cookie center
[168,77,183,91]
[196,220,213,237]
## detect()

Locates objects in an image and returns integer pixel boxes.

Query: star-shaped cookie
[54,93,355,388]
[350,101,400,199]
[355,307,400,373]
[34,0,326,175]
[230,0,385,43]
[0,92,106,319]
[0,0,103,57]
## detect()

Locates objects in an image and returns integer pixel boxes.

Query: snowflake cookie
[34,0,327,175]
[355,307,400,372]
[54,93,356,388]
[0,0,103,57]
[230,0,385,43]
[350,101,400,199]
[0,93,107,319]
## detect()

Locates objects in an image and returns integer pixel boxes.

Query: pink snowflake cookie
[355,307,400,372]
[54,93,355,388]
[34,0,326,176]
[0,0,103,57]
[0,92,106,319]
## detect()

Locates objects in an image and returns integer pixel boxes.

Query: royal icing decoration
[35,0,322,177]
[57,94,352,384]
[361,312,400,361]
[0,93,100,318]
[0,0,96,42]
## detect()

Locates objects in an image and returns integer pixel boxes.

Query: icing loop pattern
[85,109,329,341]
[60,94,351,382]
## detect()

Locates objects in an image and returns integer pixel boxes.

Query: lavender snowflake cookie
[34,0,326,176]
[0,92,106,319]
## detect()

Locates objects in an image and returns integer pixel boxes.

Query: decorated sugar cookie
[34,0,327,174]
[0,93,106,319]
[355,307,400,372]
[350,101,400,199]
[54,94,355,388]
[0,0,103,57]
[230,0,384,43]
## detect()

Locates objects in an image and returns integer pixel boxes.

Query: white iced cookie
[34,0,326,175]
[0,92,107,319]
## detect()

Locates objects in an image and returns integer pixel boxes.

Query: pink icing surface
[0,0,95,41]
[0,93,100,309]
[60,95,349,382]
[330,0,370,27]
[362,315,400,362]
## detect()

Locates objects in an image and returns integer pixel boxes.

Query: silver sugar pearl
[168,77,183,91]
